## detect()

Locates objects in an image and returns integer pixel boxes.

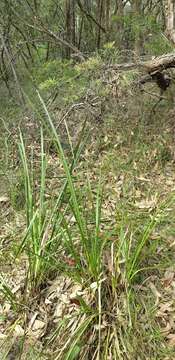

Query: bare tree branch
[76,0,106,33]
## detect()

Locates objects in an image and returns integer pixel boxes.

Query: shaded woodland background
[0,0,175,106]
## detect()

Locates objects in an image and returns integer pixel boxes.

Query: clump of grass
[0,95,174,359]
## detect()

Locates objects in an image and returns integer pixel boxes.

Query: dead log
[106,52,175,93]
[138,71,171,93]
[143,52,175,73]
[106,52,175,73]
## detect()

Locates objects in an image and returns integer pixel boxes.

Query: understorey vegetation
[1,1,175,359]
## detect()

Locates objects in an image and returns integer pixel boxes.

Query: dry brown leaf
[149,282,161,306]
[135,198,156,209]
[28,312,38,330]
[3,302,11,314]
[163,269,174,288]
[104,135,108,143]
[45,298,52,305]
[14,324,24,337]
[53,302,65,319]
[157,301,174,317]
[167,333,175,347]
[27,318,46,339]
[136,176,151,182]
[70,298,80,306]
[69,284,82,299]
[161,322,172,335]
[32,319,45,332]
[0,196,9,203]
[63,257,76,267]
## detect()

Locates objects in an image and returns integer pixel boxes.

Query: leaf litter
[1,93,175,358]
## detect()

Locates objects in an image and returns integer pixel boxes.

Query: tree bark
[96,0,104,49]
[105,0,110,39]
[132,0,143,58]
[65,0,76,58]
[164,0,175,44]
[114,0,124,48]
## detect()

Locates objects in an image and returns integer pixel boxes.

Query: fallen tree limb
[106,52,175,73]
[106,52,175,93]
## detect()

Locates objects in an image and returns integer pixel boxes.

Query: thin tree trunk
[65,0,76,58]
[1,36,25,106]
[132,0,142,58]
[116,0,124,48]
[164,0,175,44]
[105,0,110,40]
[78,16,84,49]
[97,0,103,49]
[45,42,50,61]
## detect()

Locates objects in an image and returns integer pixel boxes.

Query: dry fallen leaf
[54,302,65,319]
[28,312,38,330]
[70,298,80,306]
[136,176,151,182]
[63,257,76,267]
[0,333,7,340]
[157,301,174,317]
[163,269,174,288]
[167,333,175,347]
[161,322,171,335]
[69,284,82,299]
[149,282,161,306]
[0,196,9,203]
[135,198,156,210]
[28,319,46,339]
[32,319,45,332]
[14,324,24,337]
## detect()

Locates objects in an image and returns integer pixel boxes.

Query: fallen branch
[106,52,175,73]
[106,52,175,93]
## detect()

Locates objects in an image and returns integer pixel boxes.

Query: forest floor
[0,74,175,359]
